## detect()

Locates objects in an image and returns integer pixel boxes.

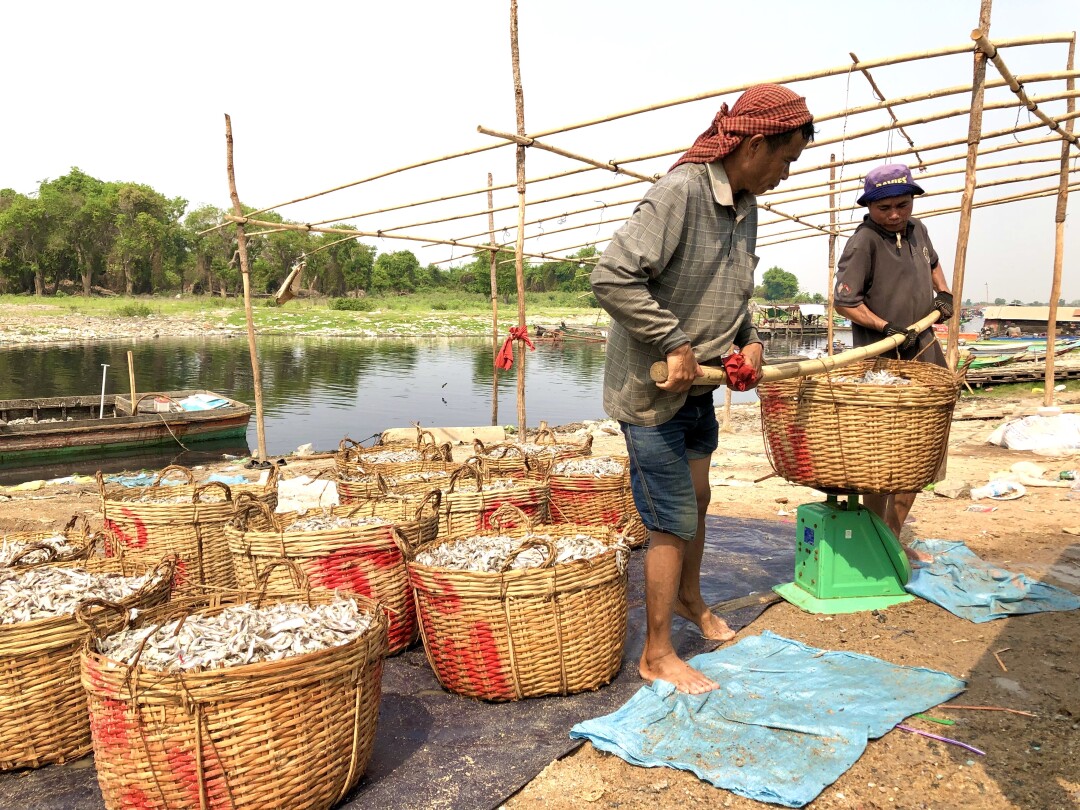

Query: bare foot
[675,598,737,642]
[903,545,934,565]
[639,650,719,694]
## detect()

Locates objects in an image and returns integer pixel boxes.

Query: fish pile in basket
[472,426,593,478]
[435,462,548,537]
[0,556,174,772]
[0,515,95,568]
[408,503,629,701]
[81,581,388,810]
[547,456,648,548]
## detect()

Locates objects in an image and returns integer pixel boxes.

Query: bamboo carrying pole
[224,114,268,462]
[1044,37,1076,405]
[826,156,837,355]
[488,173,500,426]
[510,0,528,436]
[126,351,137,413]
[649,312,941,386]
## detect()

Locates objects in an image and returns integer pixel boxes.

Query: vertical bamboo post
[126,350,137,412]
[224,114,268,462]
[488,172,500,426]
[826,155,837,354]
[510,0,528,436]
[947,0,994,369]
[1044,35,1076,406]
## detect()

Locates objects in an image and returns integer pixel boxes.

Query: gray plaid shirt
[591,161,760,426]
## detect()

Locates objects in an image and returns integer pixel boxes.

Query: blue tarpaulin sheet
[105,472,249,487]
[570,631,964,808]
[906,539,1080,623]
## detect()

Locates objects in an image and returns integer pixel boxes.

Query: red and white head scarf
[670,84,812,171]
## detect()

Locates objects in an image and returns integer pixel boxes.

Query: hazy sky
[3,0,1078,302]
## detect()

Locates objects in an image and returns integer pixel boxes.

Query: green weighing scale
[773,493,915,614]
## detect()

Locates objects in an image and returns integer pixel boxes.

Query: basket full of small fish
[546,456,647,548]
[758,357,960,494]
[226,498,418,654]
[472,425,594,479]
[437,461,548,538]
[80,563,387,810]
[0,514,96,568]
[0,555,175,770]
[336,464,460,504]
[98,464,279,595]
[335,429,453,477]
[408,503,629,701]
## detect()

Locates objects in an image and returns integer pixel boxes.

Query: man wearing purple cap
[834,163,953,547]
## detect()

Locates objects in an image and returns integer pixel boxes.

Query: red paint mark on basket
[121,787,152,809]
[166,742,230,810]
[90,697,131,754]
[105,509,149,550]
[470,620,511,697]
[173,557,189,591]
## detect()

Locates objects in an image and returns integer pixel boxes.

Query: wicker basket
[337,465,459,505]
[335,430,453,476]
[472,427,593,479]
[409,504,628,701]
[0,514,97,568]
[758,358,959,494]
[225,499,420,654]
[547,457,647,548]
[99,464,279,595]
[80,567,387,810]
[439,463,548,538]
[336,489,441,551]
[0,555,175,770]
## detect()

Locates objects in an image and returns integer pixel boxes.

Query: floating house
[981,305,1080,336]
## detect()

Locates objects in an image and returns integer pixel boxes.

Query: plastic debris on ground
[570,631,965,808]
[969,480,1026,500]
[906,539,1080,623]
[274,474,339,512]
[987,411,1080,451]
[177,393,230,411]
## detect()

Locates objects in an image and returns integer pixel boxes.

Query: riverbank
[0,294,609,344]
[0,393,1077,808]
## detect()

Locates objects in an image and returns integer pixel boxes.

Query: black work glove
[933,291,954,319]
[884,322,918,351]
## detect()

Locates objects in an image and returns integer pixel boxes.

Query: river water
[0,331,839,480]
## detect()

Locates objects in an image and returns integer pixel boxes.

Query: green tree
[760,266,800,301]
[994,297,1006,306]
[372,250,422,293]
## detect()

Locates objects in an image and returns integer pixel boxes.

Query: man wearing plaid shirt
[592,85,814,694]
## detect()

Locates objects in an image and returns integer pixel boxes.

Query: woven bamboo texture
[336,464,459,505]
[99,465,278,595]
[0,555,175,770]
[225,499,419,654]
[758,358,959,494]
[80,578,388,810]
[472,427,593,478]
[439,463,548,538]
[0,514,96,568]
[409,505,628,701]
[547,457,647,548]
[335,430,453,476]
[336,490,441,550]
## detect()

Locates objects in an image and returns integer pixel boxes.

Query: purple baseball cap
[856,163,925,206]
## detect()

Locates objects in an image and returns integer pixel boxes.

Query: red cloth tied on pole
[494,326,536,370]
[670,84,812,171]
[723,353,759,392]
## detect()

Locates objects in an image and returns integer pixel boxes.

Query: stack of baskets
[336,430,453,477]
[337,466,458,505]
[0,556,175,771]
[472,427,593,479]
[546,456,647,548]
[438,462,548,537]
[225,497,431,654]
[98,464,279,595]
[80,567,387,810]
[758,358,959,493]
[0,514,97,568]
[408,504,629,701]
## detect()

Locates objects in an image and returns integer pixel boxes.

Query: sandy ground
[2,308,1079,809]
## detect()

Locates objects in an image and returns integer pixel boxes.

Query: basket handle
[193,481,232,504]
[417,428,437,449]
[499,537,556,573]
[232,497,278,532]
[63,513,90,537]
[338,436,363,453]
[262,462,281,488]
[154,464,196,487]
[254,557,312,607]
[581,434,594,453]
[535,426,557,445]
[390,527,413,560]
[448,462,483,493]
[488,502,533,533]
[74,597,136,640]
[415,488,442,520]
[8,541,58,566]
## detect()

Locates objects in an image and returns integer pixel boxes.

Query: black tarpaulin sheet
[0,516,794,810]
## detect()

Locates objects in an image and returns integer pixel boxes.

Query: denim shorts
[620,392,719,542]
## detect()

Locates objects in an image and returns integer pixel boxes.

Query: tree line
[0,168,598,299]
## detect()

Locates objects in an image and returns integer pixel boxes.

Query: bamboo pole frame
[1044,37,1076,404]
[850,51,925,168]
[488,173,500,426]
[510,0,528,436]
[224,114,268,462]
[827,157,838,355]
[476,126,659,184]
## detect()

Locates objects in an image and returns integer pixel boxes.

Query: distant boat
[533,323,607,343]
[0,389,251,466]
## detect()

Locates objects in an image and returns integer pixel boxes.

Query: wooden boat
[964,353,1018,370]
[0,389,251,466]
[533,323,607,343]
[932,324,979,341]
